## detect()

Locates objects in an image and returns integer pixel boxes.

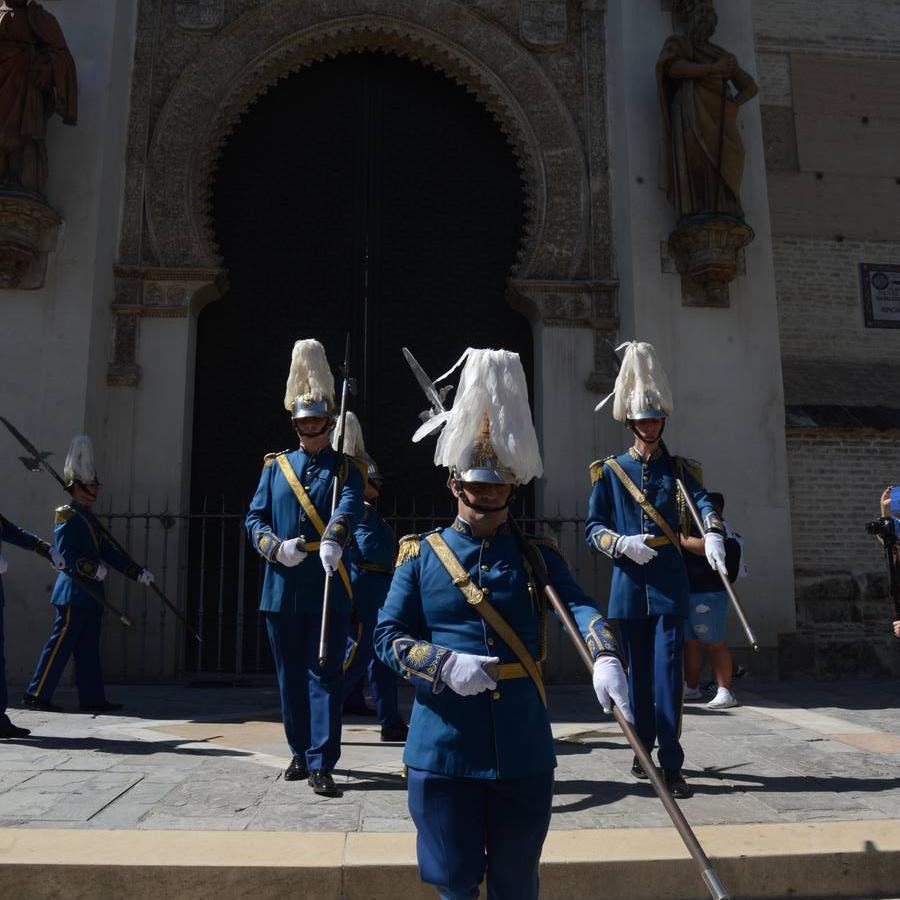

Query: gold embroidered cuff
[585,615,619,659]
[392,638,451,688]
[703,511,725,535]
[254,530,282,563]
[590,527,621,559]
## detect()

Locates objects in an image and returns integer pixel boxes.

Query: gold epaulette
[395,534,421,568]
[589,455,614,485]
[348,454,369,486]
[530,534,562,556]
[679,456,704,484]
[263,450,289,468]
[54,505,74,525]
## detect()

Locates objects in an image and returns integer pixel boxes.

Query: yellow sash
[425,533,547,707]
[275,454,352,598]
[604,458,682,554]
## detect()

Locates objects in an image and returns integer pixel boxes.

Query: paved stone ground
[0,679,898,834]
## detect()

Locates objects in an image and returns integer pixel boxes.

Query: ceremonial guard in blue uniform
[246,339,365,797]
[586,342,725,799]
[24,435,154,713]
[1,515,62,737]
[375,348,631,900]
[341,450,407,741]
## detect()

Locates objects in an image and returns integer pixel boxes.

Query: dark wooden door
[188,52,531,672]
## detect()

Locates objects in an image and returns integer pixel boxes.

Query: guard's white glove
[94,563,108,582]
[592,656,633,722]
[0,554,7,575]
[440,652,499,697]
[276,537,307,567]
[137,569,154,587]
[319,540,342,575]
[704,533,727,574]
[615,534,658,565]
[50,547,66,571]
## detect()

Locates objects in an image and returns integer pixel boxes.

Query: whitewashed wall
[0,1,139,684]
[603,0,796,655]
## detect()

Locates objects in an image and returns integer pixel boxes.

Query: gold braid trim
[589,456,613,485]
[348,454,369,487]
[54,505,74,524]
[263,450,289,468]
[395,534,421,568]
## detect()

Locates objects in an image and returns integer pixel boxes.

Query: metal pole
[197,498,208,672]
[235,520,246,676]
[318,333,352,667]
[509,516,729,900]
[217,496,225,672]
[675,478,759,652]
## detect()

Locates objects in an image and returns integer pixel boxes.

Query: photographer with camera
[868,486,900,639]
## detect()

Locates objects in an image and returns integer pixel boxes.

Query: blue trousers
[342,611,402,727]
[26,605,106,705]
[618,614,685,771]
[407,767,554,900]
[265,609,348,772]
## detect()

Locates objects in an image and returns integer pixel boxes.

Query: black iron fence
[96,501,610,682]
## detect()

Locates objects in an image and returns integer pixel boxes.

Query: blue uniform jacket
[374,519,619,780]
[245,446,365,614]
[50,504,139,611]
[348,503,397,621]
[585,446,722,620]
[0,516,45,606]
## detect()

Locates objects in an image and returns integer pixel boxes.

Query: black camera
[865,516,897,542]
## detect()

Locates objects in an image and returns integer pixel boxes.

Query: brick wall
[784,428,900,678]
[774,238,900,364]
[754,0,900,57]
[786,429,897,576]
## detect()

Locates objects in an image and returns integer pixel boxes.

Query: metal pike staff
[507,516,728,900]
[676,477,759,652]
[401,347,730,900]
[0,416,200,642]
[318,334,353,667]
[0,511,132,627]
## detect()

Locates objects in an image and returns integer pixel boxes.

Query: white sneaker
[683,683,702,701]
[706,687,738,710]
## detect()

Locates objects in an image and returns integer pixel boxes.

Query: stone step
[2,820,898,899]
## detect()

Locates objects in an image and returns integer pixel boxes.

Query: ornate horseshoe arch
[143,0,589,281]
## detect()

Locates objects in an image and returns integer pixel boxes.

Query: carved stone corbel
[0,194,60,289]
[107,266,227,386]
[666,215,754,307]
[507,278,619,394]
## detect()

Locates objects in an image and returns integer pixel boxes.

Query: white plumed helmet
[595,341,674,422]
[331,411,366,458]
[413,348,543,486]
[63,434,97,485]
[284,339,335,419]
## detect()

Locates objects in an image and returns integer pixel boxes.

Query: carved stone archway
[143,1,590,281]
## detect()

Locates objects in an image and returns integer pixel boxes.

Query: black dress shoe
[380,722,408,743]
[342,703,377,717]
[79,701,123,713]
[308,770,341,797]
[22,693,63,713]
[630,755,649,779]
[284,756,308,781]
[663,768,693,799]
[0,720,31,738]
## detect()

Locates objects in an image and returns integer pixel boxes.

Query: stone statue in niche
[0,0,77,289]
[657,0,757,306]
[0,0,77,195]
